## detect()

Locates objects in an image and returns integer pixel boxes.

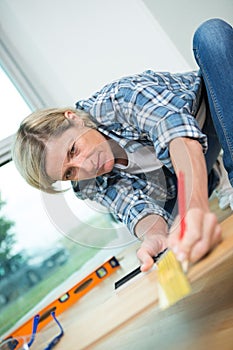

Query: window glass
[0,67,31,139]
[0,148,72,337]
[0,161,120,338]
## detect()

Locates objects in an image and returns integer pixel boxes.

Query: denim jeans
[193,18,233,187]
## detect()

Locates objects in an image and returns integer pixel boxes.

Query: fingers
[137,234,168,272]
[136,208,221,274]
[137,247,154,272]
[168,208,222,264]
[189,215,222,262]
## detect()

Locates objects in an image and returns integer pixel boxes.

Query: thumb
[137,247,154,272]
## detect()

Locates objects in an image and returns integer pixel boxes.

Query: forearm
[169,137,209,211]
[135,214,168,240]
[168,137,221,264]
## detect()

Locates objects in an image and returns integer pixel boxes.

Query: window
[0,67,31,140]
[0,66,130,338]
[0,67,72,336]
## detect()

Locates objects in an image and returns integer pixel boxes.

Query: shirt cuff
[127,205,173,237]
[153,113,208,170]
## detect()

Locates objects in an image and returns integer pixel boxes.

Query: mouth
[96,152,101,170]
[95,152,102,174]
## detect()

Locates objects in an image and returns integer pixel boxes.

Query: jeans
[193,18,233,187]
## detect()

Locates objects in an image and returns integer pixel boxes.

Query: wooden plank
[50,214,233,350]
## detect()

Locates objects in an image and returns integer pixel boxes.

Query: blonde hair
[12,107,96,193]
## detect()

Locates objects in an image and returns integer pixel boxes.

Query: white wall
[0,0,190,108]
[143,0,233,67]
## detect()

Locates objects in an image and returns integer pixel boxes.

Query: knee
[193,18,232,53]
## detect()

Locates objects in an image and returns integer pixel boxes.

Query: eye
[70,142,76,156]
[65,168,73,180]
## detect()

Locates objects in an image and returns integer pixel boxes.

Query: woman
[13,19,233,271]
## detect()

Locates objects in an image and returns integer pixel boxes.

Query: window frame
[0,33,48,165]
[0,135,13,167]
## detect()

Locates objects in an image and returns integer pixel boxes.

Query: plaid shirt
[73,70,207,234]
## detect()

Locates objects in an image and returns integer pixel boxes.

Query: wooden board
[45,214,233,350]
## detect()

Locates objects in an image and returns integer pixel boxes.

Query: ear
[64,110,84,126]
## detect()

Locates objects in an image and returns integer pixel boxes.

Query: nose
[68,155,95,173]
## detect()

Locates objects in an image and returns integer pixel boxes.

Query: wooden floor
[31,198,233,350]
[209,196,232,223]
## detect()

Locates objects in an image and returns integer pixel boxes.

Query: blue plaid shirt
[73,70,207,235]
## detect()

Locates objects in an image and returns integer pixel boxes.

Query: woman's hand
[168,207,222,264]
[135,208,222,273]
[136,232,168,272]
[136,208,222,273]
[135,214,168,272]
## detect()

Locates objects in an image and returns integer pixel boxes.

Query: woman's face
[45,124,115,182]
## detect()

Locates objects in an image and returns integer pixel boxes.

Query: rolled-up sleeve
[104,188,172,235]
[74,173,173,236]
[147,110,208,169]
[116,83,208,170]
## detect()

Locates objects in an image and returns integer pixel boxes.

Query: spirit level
[4,256,120,341]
